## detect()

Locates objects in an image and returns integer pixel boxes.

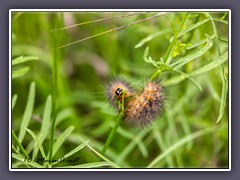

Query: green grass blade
[135,29,171,48]
[12,66,30,79]
[12,56,39,65]
[177,18,210,38]
[26,128,46,159]
[172,34,213,69]
[59,162,114,168]
[12,94,18,110]
[52,126,75,158]
[217,66,228,123]
[147,127,214,168]
[40,95,52,141]
[190,51,228,77]
[18,82,36,142]
[52,140,89,166]
[78,136,120,168]
[12,130,29,158]
[12,153,44,168]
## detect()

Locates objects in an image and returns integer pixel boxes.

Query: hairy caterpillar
[106,79,164,128]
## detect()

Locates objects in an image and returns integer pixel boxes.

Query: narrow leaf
[52,126,75,158]
[26,128,46,159]
[217,66,228,123]
[59,162,114,168]
[52,140,89,166]
[172,34,213,69]
[12,66,30,79]
[12,94,18,110]
[12,56,39,65]
[147,127,214,168]
[12,130,29,158]
[18,82,36,142]
[12,153,44,168]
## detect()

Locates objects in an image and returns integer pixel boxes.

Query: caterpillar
[106,79,164,128]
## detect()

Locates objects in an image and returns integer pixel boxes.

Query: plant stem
[101,112,124,155]
[102,91,126,155]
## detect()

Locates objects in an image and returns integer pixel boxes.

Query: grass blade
[172,34,213,69]
[12,130,29,158]
[177,18,210,38]
[52,126,75,158]
[26,128,46,159]
[147,127,214,168]
[12,66,30,79]
[12,153,44,168]
[40,95,52,141]
[52,140,89,166]
[18,82,36,142]
[59,162,114,168]
[12,94,18,110]
[12,56,38,65]
[190,51,228,77]
[135,29,172,48]
[78,136,120,168]
[217,66,228,123]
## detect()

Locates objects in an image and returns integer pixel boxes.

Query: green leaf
[12,66,30,79]
[18,82,36,142]
[135,29,171,48]
[26,128,46,159]
[177,18,210,38]
[12,94,18,110]
[147,127,214,168]
[217,66,228,123]
[172,34,213,69]
[78,136,120,168]
[59,162,114,168]
[52,126,75,158]
[12,56,39,66]
[52,140,89,166]
[12,130,29,158]
[12,153,44,168]
[190,51,228,77]
[40,95,52,141]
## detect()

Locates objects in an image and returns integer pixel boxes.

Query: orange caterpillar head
[106,79,133,108]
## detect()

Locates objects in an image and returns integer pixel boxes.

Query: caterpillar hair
[106,79,165,129]
[124,81,164,128]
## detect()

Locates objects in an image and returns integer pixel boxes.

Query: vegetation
[11,11,229,168]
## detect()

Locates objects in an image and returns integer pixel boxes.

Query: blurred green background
[11,11,229,168]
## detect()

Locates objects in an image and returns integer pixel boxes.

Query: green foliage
[12,11,229,169]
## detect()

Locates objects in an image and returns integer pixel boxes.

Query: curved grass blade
[217,66,228,123]
[12,130,29,159]
[177,18,210,38]
[12,56,39,65]
[12,153,44,168]
[26,128,46,159]
[172,34,213,69]
[78,136,120,168]
[52,126,75,158]
[12,94,18,110]
[147,127,214,168]
[12,66,30,79]
[52,140,89,166]
[18,82,36,142]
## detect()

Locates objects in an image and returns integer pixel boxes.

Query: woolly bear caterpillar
[106,79,164,128]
